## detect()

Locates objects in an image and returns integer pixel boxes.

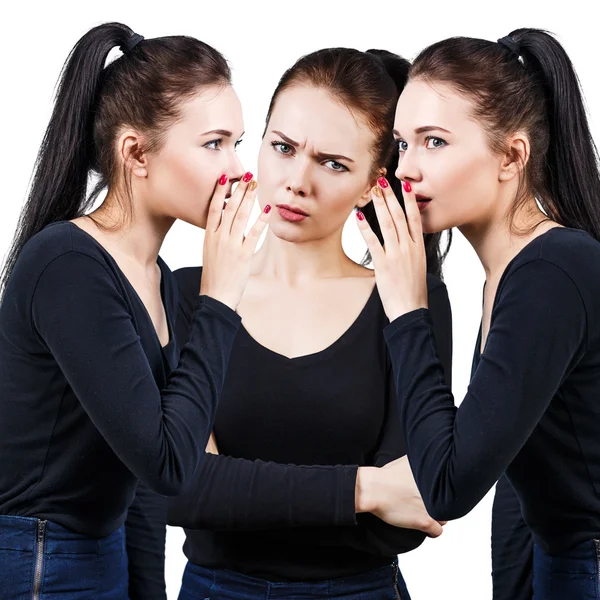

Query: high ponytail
[410,29,600,241]
[1,22,231,294]
[509,28,600,240]
[1,23,133,293]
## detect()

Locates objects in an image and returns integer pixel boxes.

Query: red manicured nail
[219,174,228,186]
[377,177,389,188]
[264,204,272,214]
[356,211,365,221]
[242,172,253,183]
[403,180,412,193]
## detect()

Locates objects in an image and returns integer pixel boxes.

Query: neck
[460,195,558,282]
[252,228,355,285]
[89,189,175,268]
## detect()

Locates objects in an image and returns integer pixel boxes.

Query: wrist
[199,288,238,312]
[355,466,379,514]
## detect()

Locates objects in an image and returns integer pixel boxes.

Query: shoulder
[14,222,115,289]
[505,227,600,304]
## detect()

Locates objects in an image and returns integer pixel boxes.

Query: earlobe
[357,182,375,208]
[356,194,372,209]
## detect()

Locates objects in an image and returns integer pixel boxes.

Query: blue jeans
[0,514,128,599]
[178,560,411,600]
[533,538,600,599]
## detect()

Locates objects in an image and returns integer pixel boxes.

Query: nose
[227,150,245,184]
[395,147,422,185]
[286,157,311,198]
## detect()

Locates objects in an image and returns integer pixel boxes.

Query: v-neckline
[239,284,379,366]
[61,221,174,350]
[476,226,571,358]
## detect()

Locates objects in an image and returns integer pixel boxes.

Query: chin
[268,221,312,243]
[176,210,209,230]
[420,213,455,235]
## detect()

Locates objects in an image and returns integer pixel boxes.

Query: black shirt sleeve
[31,252,241,495]
[383,259,587,521]
[167,276,452,536]
[491,475,533,600]
[124,273,451,597]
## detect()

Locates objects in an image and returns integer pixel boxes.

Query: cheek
[256,149,279,207]
[150,147,220,224]
[315,173,367,225]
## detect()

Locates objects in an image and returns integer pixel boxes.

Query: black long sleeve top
[124,267,452,598]
[384,227,600,561]
[0,221,241,538]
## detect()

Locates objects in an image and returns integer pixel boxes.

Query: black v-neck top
[123,267,452,597]
[0,221,241,537]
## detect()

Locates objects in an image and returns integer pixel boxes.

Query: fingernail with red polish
[264,204,272,214]
[377,177,389,188]
[403,180,412,193]
[356,211,365,221]
[242,172,253,183]
[219,174,228,186]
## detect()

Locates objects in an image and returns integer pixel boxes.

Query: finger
[231,179,258,240]
[221,171,253,232]
[399,179,423,244]
[205,431,219,455]
[423,518,444,538]
[378,176,409,244]
[370,184,398,250]
[356,209,385,265]
[206,174,228,234]
[242,204,271,253]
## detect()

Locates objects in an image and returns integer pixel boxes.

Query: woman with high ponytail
[126,47,452,600]
[0,22,269,598]
[356,28,600,599]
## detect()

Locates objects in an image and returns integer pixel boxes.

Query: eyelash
[204,138,243,151]
[271,141,349,172]
[397,136,447,153]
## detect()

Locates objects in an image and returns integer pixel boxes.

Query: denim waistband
[185,559,399,598]
[0,514,122,555]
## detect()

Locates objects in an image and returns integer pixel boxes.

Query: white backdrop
[1,1,597,598]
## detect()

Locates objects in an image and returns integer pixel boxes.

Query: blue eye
[397,140,408,153]
[271,141,294,156]
[235,138,243,149]
[323,160,348,172]
[204,138,223,151]
[426,136,447,149]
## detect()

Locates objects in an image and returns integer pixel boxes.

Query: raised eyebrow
[201,129,233,137]
[415,126,451,135]
[394,126,451,137]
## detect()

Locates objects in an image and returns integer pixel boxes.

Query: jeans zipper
[33,519,47,600]
[594,539,600,598]
[392,562,402,600]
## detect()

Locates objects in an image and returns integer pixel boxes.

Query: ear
[499,132,530,182]
[117,129,148,179]
[357,166,387,208]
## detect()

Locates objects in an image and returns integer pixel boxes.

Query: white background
[1,1,598,598]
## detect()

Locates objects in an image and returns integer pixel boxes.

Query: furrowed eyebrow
[272,130,353,162]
